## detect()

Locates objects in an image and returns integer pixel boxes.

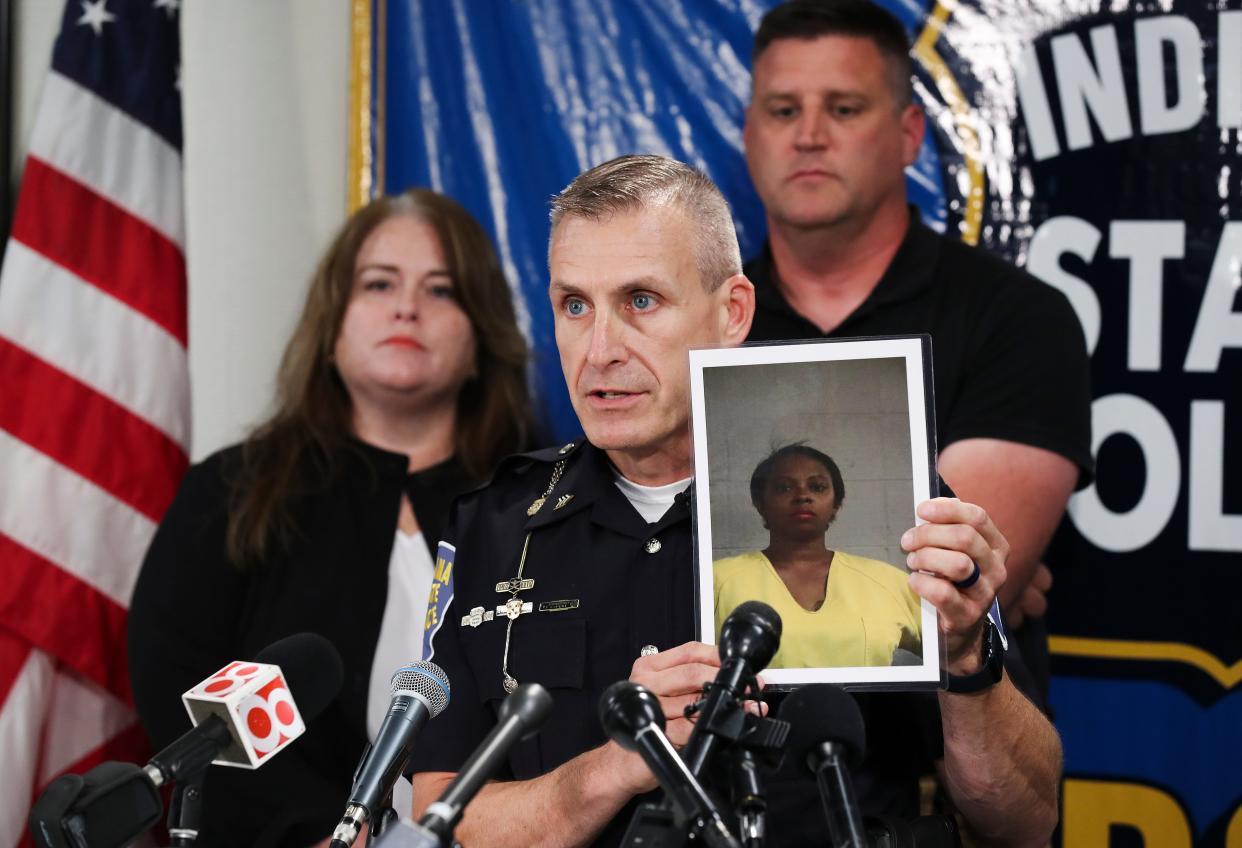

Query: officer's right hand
[599,640,769,797]
[597,641,721,796]
[628,641,722,746]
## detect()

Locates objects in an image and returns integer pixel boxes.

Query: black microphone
[417,682,553,843]
[330,660,451,848]
[145,632,345,787]
[29,762,163,848]
[599,681,742,848]
[681,601,782,777]
[779,684,867,848]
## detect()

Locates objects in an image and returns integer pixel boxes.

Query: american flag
[0,0,187,841]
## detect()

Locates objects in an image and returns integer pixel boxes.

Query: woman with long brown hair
[127,189,536,846]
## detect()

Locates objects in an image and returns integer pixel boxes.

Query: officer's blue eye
[565,299,587,317]
[632,293,654,311]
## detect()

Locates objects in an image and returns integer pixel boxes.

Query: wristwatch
[941,617,1004,693]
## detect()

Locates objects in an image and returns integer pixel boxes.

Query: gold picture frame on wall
[347,0,384,213]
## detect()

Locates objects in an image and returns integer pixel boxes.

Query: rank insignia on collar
[460,606,495,628]
[526,497,546,516]
[553,494,574,510]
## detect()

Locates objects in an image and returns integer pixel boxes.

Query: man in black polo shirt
[742,0,1094,690]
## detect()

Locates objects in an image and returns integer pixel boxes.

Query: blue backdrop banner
[368,2,1241,845]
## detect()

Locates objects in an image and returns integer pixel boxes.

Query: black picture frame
[689,335,943,691]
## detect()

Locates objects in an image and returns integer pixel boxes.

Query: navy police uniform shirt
[410,440,695,845]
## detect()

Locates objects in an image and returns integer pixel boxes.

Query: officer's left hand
[901,497,1009,672]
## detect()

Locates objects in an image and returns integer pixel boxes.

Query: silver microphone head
[390,660,451,717]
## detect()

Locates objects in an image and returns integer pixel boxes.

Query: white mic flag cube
[182,660,307,768]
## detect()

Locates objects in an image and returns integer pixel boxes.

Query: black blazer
[128,439,471,847]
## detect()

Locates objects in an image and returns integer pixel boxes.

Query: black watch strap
[941,618,1004,693]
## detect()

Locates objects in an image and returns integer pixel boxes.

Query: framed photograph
[689,336,941,690]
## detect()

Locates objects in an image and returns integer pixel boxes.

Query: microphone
[145,632,344,786]
[29,762,163,848]
[681,601,782,777]
[330,660,451,848]
[599,681,741,848]
[779,684,867,848]
[418,682,553,843]
[29,633,344,848]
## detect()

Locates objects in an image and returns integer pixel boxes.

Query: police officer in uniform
[408,155,1061,848]
[416,438,699,846]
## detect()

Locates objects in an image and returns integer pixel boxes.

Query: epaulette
[490,438,587,479]
[522,439,585,463]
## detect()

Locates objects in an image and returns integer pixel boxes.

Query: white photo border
[690,336,940,690]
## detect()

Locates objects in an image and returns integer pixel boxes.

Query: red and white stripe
[0,68,188,844]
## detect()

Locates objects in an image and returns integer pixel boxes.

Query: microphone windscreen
[778,684,866,768]
[598,681,663,750]
[253,632,344,722]
[389,660,451,717]
[498,682,553,733]
[719,600,782,669]
[729,600,783,640]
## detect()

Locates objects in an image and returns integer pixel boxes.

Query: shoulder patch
[422,540,456,660]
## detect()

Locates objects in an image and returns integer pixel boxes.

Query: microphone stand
[682,677,749,778]
[166,766,206,846]
[811,743,867,848]
[721,712,789,848]
[728,748,766,848]
[367,787,399,845]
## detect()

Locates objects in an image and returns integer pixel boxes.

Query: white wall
[11,0,350,461]
[11,0,62,189]
[181,0,348,459]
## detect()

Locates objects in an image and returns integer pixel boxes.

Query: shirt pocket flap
[471,616,587,702]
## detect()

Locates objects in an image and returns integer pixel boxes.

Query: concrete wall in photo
[702,355,917,570]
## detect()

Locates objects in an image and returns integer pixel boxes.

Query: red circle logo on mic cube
[238,675,306,758]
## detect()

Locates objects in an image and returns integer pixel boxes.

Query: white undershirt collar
[612,471,692,523]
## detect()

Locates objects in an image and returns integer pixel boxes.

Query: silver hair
[549,154,742,291]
